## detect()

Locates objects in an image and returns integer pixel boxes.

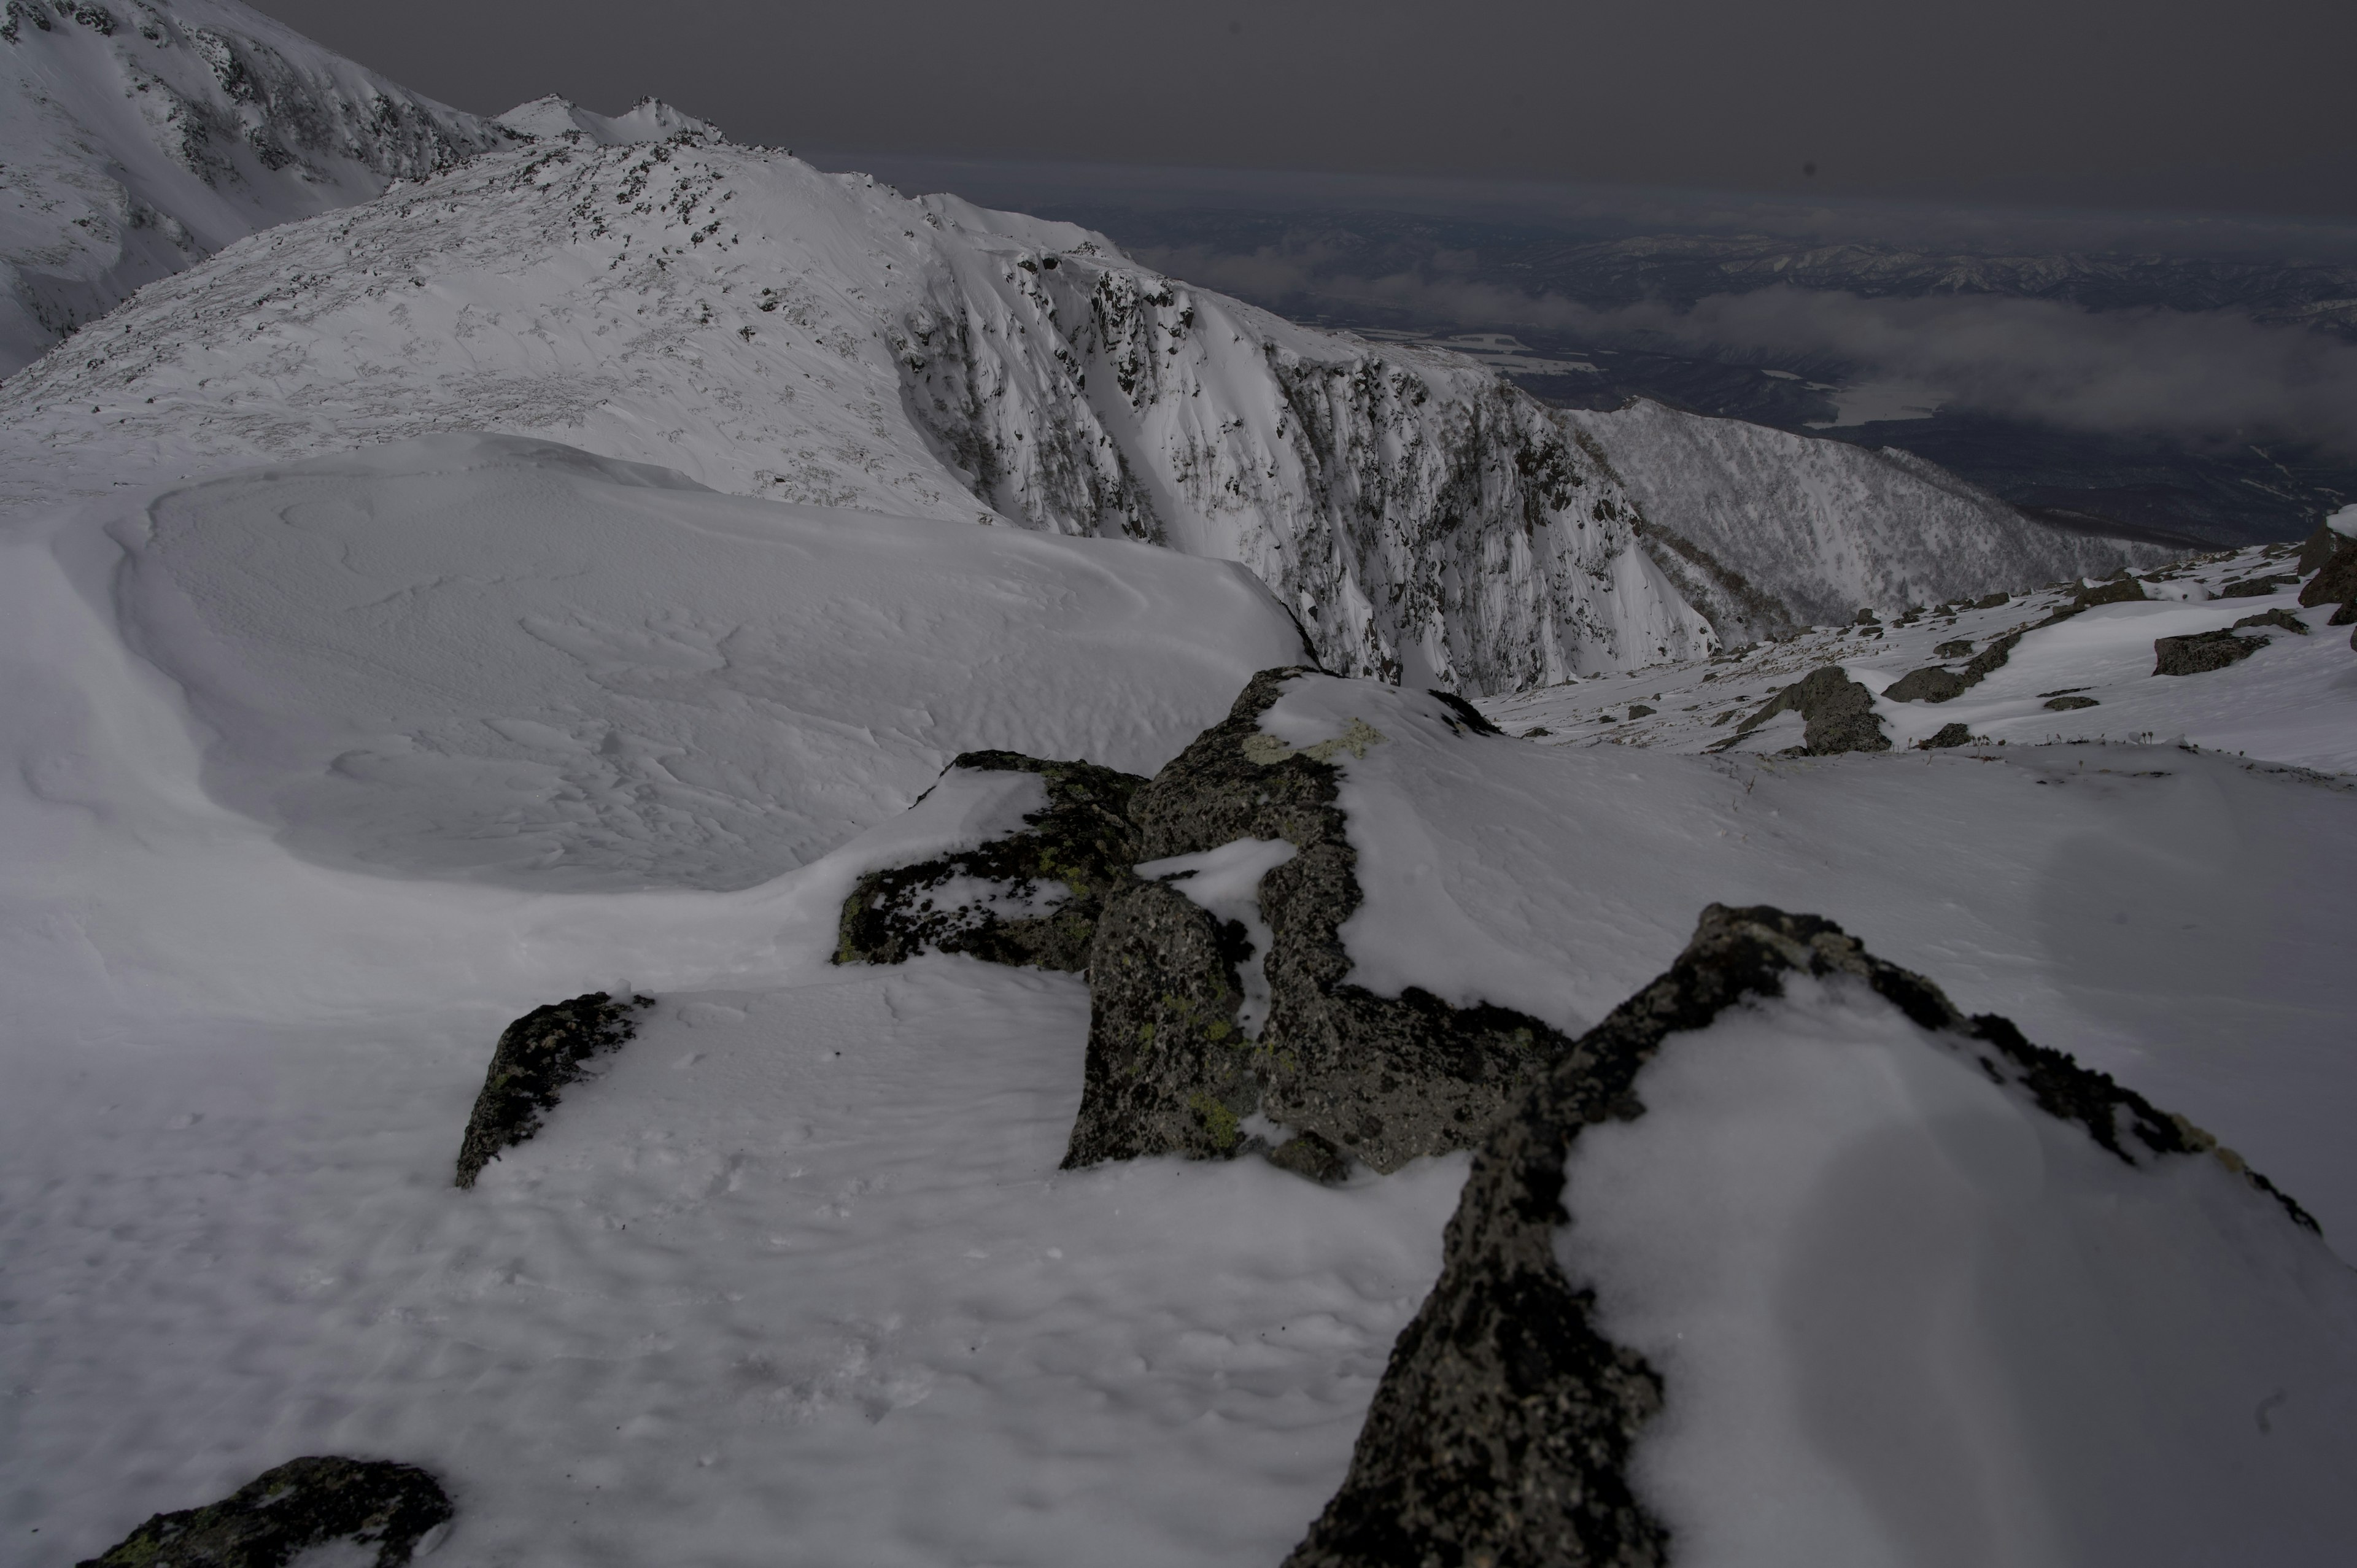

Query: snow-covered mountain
[0,122,2162,689]
[493,93,718,146]
[0,0,517,374]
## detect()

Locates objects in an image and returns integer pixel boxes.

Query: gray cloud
[1140,245,2357,455]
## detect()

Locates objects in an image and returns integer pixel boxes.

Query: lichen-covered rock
[77,1454,453,1567]
[2154,628,2267,676]
[1284,904,2315,1568]
[1716,665,1890,753]
[1064,668,1574,1176]
[2300,534,2357,611]
[454,991,650,1187]
[835,752,1145,971]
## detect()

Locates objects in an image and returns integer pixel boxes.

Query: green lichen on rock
[1064,668,1574,1176]
[835,751,1147,971]
[454,991,650,1188]
[77,1455,453,1567]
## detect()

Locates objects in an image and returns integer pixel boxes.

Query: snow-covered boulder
[1289,903,2356,1568]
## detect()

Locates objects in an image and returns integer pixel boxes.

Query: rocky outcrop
[454,991,651,1188]
[1883,627,2025,706]
[835,752,1145,971]
[1712,665,1889,754]
[1064,668,1576,1176]
[2154,628,2269,676]
[77,1455,452,1567]
[2235,608,2309,635]
[1918,722,1976,748]
[2301,533,2357,615]
[1283,904,2312,1568]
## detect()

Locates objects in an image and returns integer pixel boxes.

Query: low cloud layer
[1145,244,2357,457]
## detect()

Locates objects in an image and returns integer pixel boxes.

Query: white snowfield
[0,0,511,373]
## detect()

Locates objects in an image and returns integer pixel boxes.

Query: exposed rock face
[2074,576,2150,608]
[1933,638,1975,658]
[2301,535,2357,612]
[1284,904,2313,1568]
[2154,628,2268,676]
[2296,524,2343,576]
[1884,627,2025,706]
[2220,573,2296,598]
[835,752,1145,971]
[77,1454,452,1567]
[454,991,651,1187]
[1919,722,1975,748]
[1714,665,1889,754]
[1064,668,1576,1175]
[2235,608,2309,635]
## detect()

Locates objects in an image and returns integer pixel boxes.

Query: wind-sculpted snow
[93,433,1308,888]
[0,0,514,372]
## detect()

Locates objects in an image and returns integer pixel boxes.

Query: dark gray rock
[2074,577,2149,608]
[1972,591,2011,609]
[1715,666,1889,754]
[2300,535,2357,611]
[2234,608,2309,635]
[455,992,650,1188]
[2295,524,2343,576]
[1933,638,1975,658]
[835,752,1145,972]
[1428,689,1504,736]
[2154,629,2268,676]
[1284,904,2312,1568]
[1065,669,1575,1176]
[1918,722,1975,749]
[2220,574,2295,598]
[77,1455,453,1567]
[1882,665,1969,703]
[1625,703,1655,718]
[2044,695,2100,710]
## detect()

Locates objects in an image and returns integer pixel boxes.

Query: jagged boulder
[2154,628,2268,676]
[2235,608,2309,635]
[2300,534,2357,612]
[1715,666,1889,753]
[1285,905,2329,1568]
[77,1456,453,1567]
[835,752,1145,971]
[1065,669,1575,1176]
[2296,524,2343,576]
[455,992,650,1188]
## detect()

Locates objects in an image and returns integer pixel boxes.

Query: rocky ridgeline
[839,668,1570,1179]
[1282,904,2316,1568]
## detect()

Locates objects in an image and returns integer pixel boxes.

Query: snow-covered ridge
[0,0,517,372]
[493,93,717,146]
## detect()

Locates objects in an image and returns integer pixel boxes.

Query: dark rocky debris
[1933,638,1975,658]
[77,1456,453,1568]
[1284,903,2313,1568]
[1713,665,1889,754]
[454,991,650,1188]
[835,752,1145,971]
[2153,628,2268,676]
[1067,668,1576,1175]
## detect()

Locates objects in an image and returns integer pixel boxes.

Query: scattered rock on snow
[2235,608,2309,635]
[1283,903,2316,1568]
[1714,665,1889,754]
[455,992,651,1188]
[2045,695,2101,710]
[1064,669,1576,1175]
[1918,722,1975,749]
[77,1455,453,1567]
[2220,573,2296,598]
[835,752,1145,971]
[2153,629,2269,676]
[1933,638,1975,658]
[2073,577,2149,608]
[1881,665,1970,703]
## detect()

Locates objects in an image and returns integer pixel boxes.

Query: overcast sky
[255,0,2355,218]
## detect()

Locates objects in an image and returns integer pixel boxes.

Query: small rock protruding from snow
[80,1454,454,1567]
[1715,665,1891,754]
[454,992,651,1188]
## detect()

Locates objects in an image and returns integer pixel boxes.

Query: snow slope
[0,0,513,373]
[1558,396,2172,628]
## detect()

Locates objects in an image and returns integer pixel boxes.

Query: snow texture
[1562,969,2357,1567]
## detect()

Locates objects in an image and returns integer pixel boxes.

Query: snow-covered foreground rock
[0,0,510,373]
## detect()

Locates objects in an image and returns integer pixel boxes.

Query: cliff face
[1,0,513,371]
